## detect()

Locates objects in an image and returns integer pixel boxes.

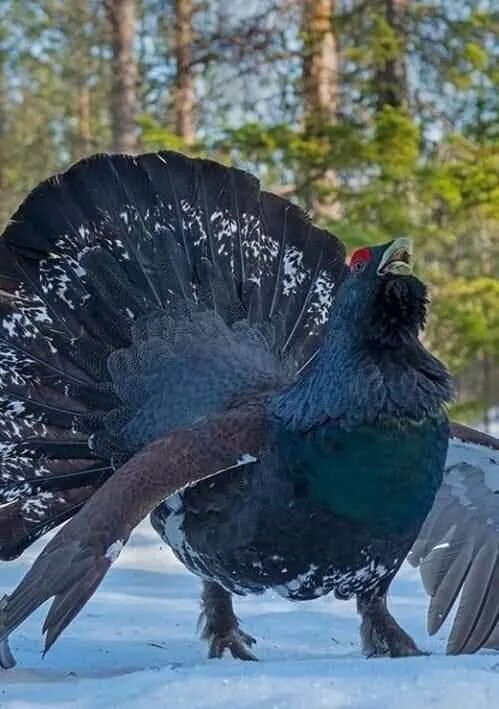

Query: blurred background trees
[0,0,497,425]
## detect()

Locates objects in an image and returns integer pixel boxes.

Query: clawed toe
[200,581,258,662]
[363,623,428,658]
[387,641,428,658]
[383,626,427,658]
[237,629,256,647]
[367,641,428,659]
[209,628,258,661]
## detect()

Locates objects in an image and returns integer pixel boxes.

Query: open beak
[377,237,413,276]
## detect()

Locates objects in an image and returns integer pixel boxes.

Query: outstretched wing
[408,422,499,654]
[0,404,269,659]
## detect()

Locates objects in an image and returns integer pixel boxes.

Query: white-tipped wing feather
[408,423,499,654]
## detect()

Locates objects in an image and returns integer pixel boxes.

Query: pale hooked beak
[377,237,413,276]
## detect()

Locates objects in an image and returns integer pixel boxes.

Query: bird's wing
[408,422,499,654]
[0,404,268,656]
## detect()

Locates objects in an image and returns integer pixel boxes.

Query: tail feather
[0,150,347,559]
[0,488,92,561]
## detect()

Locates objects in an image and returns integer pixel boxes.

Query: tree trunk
[107,0,138,153]
[0,58,5,192]
[302,0,338,131]
[174,0,195,143]
[0,20,7,195]
[482,352,492,433]
[376,0,409,110]
[301,0,339,217]
[71,1,94,158]
[77,85,92,155]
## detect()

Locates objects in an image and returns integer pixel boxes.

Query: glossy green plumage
[278,414,449,536]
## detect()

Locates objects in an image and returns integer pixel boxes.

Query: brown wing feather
[449,422,499,451]
[0,403,269,659]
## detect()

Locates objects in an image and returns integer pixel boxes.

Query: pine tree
[174,0,195,143]
[106,0,139,153]
[302,0,338,128]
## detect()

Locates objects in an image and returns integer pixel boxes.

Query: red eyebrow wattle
[349,247,371,268]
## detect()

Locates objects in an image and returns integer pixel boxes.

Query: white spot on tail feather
[237,453,257,465]
[105,539,125,563]
[282,246,306,296]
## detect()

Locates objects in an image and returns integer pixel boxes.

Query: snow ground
[1,522,499,708]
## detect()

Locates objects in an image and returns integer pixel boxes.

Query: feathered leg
[357,592,426,658]
[199,581,257,661]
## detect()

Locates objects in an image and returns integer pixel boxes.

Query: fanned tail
[0,151,347,559]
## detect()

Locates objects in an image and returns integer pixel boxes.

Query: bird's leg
[198,580,257,661]
[356,592,426,658]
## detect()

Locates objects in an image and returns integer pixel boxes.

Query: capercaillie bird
[0,152,498,669]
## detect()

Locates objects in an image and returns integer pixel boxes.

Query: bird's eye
[352,261,366,273]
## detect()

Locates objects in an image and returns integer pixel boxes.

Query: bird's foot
[358,594,427,659]
[199,581,258,661]
[208,627,258,661]
[363,622,427,658]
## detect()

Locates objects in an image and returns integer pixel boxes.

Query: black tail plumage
[0,151,347,559]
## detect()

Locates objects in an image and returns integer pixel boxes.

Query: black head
[331,237,428,346]
[270,237,453,430]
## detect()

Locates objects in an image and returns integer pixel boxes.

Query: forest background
[0,0,497,427]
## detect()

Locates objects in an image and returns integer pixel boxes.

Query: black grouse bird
[0,152,498,670]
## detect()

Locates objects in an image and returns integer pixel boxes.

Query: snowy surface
[2,521,499,708]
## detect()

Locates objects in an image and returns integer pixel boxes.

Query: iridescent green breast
[277,415,449,536]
